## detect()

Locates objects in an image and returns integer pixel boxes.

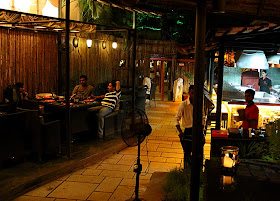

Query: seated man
[89,81,121,139]
[72,75,94,100]
[4,82,28,106]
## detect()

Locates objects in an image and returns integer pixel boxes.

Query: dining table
[24,98,101,142]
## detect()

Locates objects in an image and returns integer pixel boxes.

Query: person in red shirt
[242,89,259,138]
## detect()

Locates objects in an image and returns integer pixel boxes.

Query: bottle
[248,128,252,138]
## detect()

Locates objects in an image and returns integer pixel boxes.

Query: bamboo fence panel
[0,28,58,102]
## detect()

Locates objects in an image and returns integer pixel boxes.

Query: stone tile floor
[13,100,211,201]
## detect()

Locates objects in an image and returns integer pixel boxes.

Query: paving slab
[95,177,122,193]
[47,181,97,200]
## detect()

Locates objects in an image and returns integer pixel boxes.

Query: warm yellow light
[14,0,32,12]
[53,28,63,31]
[34,26,46,29]
[112,42,117,49]
[73,37,79,48]
[0,0,10,10]
[86,39,92,48]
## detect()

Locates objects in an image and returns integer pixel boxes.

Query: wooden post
[154,60,157,85]
[126,30,130,87]
[132,12,136,110]
[170,55,176,90]
[209,52,215,97]
[161,61,165,101]
[65,0,71,158]
[215,46,224,130]
[190,0,206,200]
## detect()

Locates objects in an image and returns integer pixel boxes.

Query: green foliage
[162,168,190,201]
[77,2,195,43]
[78,0,132,27]
[162,168,204,201]
[237,141,266,159]
[183,71,194,83]
[237,119,280,162]
[264,119,280,161]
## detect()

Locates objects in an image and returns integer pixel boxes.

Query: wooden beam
[151,58,194,62]
[257,0,266,17]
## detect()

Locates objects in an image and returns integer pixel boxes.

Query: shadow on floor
[0,134,127,201]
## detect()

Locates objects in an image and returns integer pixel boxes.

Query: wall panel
[0,28,58,101]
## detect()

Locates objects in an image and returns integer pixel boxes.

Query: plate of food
[45,99,55,103]
[63,103,74,106]
[43,96,53,99]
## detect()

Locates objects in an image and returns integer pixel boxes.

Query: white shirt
[143,77,151,94]
[175,98,193,128]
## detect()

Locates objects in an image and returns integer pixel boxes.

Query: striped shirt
[101,90,121,109]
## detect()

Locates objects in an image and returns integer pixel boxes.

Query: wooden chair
[0,111,26,168]
[17,108,61,161]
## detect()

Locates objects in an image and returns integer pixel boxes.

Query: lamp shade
[86,39,92,48]
[236,50,268,69]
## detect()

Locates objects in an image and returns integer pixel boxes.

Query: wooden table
[43,101,101,136]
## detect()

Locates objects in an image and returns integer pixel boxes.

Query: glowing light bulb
[112,42,117,49]
[86,39,92,48]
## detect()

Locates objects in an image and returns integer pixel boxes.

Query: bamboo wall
[136,40,177,76]
[65,36,177,90]
[0,27,179,102]
[0,28,58,102]
[59,32,126,92]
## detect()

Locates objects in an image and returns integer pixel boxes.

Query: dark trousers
[180,128,192,169]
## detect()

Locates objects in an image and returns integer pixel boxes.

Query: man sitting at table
[4,82,28,106]
[72,75,94,100]
[88,81,121,139]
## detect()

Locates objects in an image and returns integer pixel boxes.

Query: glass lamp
[221,146,240,174]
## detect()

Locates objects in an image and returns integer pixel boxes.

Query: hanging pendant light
[236,50,269,69]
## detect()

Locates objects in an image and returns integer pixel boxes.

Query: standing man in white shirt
[175,85,194,167]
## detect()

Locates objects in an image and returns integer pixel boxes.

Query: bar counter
[223,99,280,129]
